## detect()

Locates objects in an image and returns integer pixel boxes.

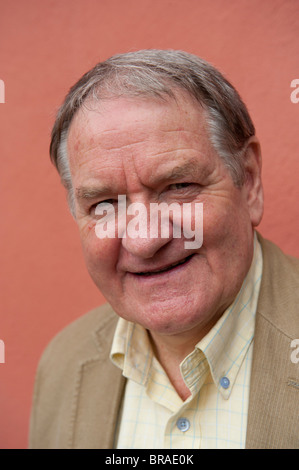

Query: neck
[148,328,206,401]
[147,308,226,400]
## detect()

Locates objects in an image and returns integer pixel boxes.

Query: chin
[122,296,211,336]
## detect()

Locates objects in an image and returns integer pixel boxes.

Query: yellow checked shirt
[110,235,263,449]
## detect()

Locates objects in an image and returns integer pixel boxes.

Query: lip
[127,254,195,279]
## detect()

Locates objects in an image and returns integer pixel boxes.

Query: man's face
[67,92,263,340]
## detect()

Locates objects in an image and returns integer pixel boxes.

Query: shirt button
[176,417,190,432]
[220,376,230,389]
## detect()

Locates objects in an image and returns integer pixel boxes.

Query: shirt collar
[111,319,153,386]
[190,233,263,398]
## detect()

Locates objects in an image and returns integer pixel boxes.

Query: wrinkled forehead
[67,91,210,157]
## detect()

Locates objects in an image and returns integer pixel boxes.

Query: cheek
[79,223,119,278]
[202,197,250,251]
[202,198,253,281]
[202,203,231,243]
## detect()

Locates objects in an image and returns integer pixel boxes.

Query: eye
[168,183,193,190]
[91,199,116,216]
[96,199,116,207]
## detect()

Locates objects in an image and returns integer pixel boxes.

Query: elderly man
[30,50,299,449]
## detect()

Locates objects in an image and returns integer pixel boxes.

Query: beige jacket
[29,235,299,449]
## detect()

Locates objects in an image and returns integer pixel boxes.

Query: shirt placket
[163,350,209,449]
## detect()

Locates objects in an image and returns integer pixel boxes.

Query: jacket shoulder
[247,235,299,449]
[29,303,120,448]
[258,234,299,337]
[39,303,118,368]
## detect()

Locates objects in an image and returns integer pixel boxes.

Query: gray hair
[50,49,255,213]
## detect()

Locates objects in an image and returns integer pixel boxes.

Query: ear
[242,136,264,227]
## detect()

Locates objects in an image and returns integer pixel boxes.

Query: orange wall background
[0,0,298,449]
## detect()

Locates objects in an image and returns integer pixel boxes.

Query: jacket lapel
[70,312,126,449]
[246,311,299,448]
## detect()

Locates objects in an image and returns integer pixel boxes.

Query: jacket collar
[70,311,125,449]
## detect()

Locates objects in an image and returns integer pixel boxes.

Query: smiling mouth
[134,255,194,276]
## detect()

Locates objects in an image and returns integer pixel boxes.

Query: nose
[121,232,171,259]
[120,201,173,259]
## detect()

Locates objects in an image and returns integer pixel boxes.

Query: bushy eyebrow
[168,160,200,180]
[151,158,206,185]
[75,158,207,202]
[75,185,111,202]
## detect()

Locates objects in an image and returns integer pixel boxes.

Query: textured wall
[0,0,298,448]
